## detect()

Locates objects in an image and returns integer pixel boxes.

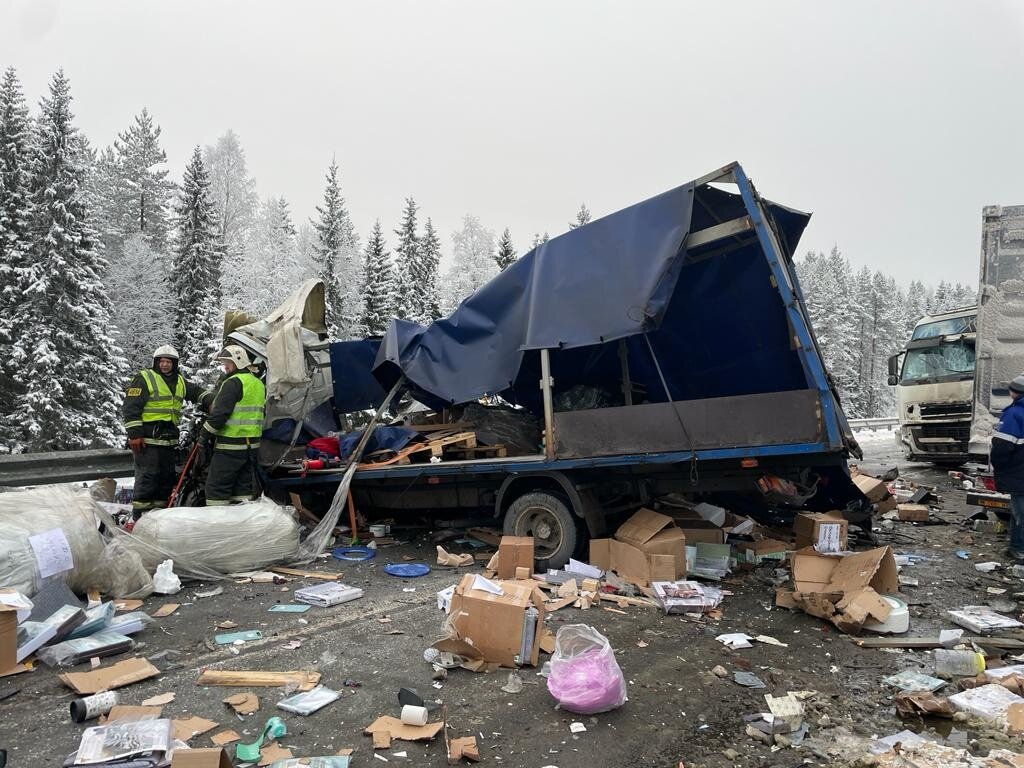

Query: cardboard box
[776,546,899,634]
[853,474,891,503]
[0,603,16,675]
[444,574,546,668]
[589,508,687,586]
[793,512,848,552]
[677,527,727,545]
[497,536,534,579]
[171,748,232,768]
[897,504,929,522]
[736,539,791,565]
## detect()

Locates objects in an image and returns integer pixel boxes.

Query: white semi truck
[888,306,977,464]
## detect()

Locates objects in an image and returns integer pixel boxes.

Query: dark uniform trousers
[133,444,177,510]
[206,448,257,504]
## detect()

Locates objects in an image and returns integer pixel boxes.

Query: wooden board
[446,444,508,459]
[854,636,1024,650]
[269,567,339,581]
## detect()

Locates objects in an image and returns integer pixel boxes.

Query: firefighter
[122,345,210,517]
[198,345,266,505]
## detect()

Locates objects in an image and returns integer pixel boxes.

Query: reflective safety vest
[214,372,265,442]
[140,369,185,426]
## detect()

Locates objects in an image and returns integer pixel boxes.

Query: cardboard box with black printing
[793,512,849,552]
[497,536,534,579]
[589,508,687,586]
[438,574,547,668]
[776,546,899,634]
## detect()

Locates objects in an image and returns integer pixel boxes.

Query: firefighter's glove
[128,437,145,455]
[196,431,210,450]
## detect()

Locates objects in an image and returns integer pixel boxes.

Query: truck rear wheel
[503,491,577,570]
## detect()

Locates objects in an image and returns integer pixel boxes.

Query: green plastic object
[214,629,263,644]
[236,716,287,762]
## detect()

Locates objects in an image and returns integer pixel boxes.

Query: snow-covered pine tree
[18,70,125,450]
[109,233,174,372]
[110,108,175,251]
[313,159,360,337]
[442,214,497,314]
[171,146,223,384]
[204,130,257,264]
[418,217,442,322]
[360,220,394,335]
[0,66,34,451]
[495,227,516,270]
[392,196,419,321]
[569,203,592,229]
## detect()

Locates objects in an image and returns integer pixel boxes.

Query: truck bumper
[898,422,971,462]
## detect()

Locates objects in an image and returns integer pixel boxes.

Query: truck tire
[503,491,578,569]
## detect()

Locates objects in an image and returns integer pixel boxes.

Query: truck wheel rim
[518,507,561,558]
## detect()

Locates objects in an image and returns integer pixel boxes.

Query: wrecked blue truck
[235,162,864,568]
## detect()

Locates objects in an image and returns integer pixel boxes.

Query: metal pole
[540,348,556,460]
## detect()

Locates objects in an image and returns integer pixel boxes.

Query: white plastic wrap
[85,538,153,599]
[128,497,300,574]
[0,485,106,596]
[153,560,181,594]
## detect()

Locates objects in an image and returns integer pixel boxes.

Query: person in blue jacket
[992,374,1024,560]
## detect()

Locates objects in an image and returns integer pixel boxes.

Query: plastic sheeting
[0,485,106,597]
[372,178,812,412]
[127,497,300,574]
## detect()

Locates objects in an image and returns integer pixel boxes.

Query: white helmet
[216,344,253,370]
[152,344,179,360]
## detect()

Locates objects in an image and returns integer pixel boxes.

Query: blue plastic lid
[332,545,376,561]
[383,562,431,577]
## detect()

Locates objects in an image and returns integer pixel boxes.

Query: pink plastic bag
[546,624,627,714]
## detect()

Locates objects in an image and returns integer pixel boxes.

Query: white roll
[400,704,428,726]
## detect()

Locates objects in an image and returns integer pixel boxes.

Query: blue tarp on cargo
[372,177,812,414]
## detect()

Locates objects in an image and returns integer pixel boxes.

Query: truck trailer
[229,162,866,567]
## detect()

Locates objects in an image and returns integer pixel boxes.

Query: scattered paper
[152,604,179,618]
[975,562,1001,573]
[258,743,293,766]
[755,635,789,648]
[28,528,74,579]
[141,692,175,706]
[566,558,603,579]
[470,575,503,595]
[569,722,587,733]
[716,633,753,650]
[113,599,143,611]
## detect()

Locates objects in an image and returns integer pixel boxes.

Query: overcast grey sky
[3,0,1022,285]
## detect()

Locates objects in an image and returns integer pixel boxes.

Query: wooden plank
[854,636,1024,650]
[597,593,658,609]
[446,444,508,459]
[685,215,754,249]
[269,567,339,581]
[196,669,321,691]
[408,422,470,433]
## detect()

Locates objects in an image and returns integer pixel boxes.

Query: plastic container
[862,595,910,635]
[934,648,985,679]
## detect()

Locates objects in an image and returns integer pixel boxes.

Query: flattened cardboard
[173,716,219,741]
[59,657,160,694]
[101,705,163,724]
[171,747,233,768]
[448,735,480,764]
[210,730,240,746]
[497,536,534,579]
[258,743,293,766]
[445,574,546,667]
[793,512,848,552]
[364,715,444,742]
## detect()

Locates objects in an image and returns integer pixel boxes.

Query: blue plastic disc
[332,545,376,561]
[383,562,431,577]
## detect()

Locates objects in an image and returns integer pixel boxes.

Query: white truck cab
[888,306,977,464]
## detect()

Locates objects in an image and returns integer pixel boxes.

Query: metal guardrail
[0,448,134,488]
[847,417,899,431]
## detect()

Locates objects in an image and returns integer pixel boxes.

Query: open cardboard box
[589,508,687,586]
[434,574,547,669]
[776,546,899,634]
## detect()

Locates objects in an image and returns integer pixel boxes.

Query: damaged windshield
[901,341,975,384]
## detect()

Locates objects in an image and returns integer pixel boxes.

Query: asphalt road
[1,428,1021,767]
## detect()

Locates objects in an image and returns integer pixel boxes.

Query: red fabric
[308,436,341,458]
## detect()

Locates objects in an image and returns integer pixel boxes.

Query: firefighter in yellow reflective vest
[122,345,210,517]
[197,345,266,505]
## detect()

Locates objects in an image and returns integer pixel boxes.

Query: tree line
[0,67,974,452]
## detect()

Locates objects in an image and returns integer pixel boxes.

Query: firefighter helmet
[216,345,253,370]
[152,344,179,360]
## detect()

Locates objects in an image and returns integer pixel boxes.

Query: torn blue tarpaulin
[369,175,811,412]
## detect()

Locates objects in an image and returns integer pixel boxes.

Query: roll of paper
[400,704,428,726]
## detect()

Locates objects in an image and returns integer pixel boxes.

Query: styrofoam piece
[948,684,1024,724]
[985,664,1024,681]
[862,595,910,635]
